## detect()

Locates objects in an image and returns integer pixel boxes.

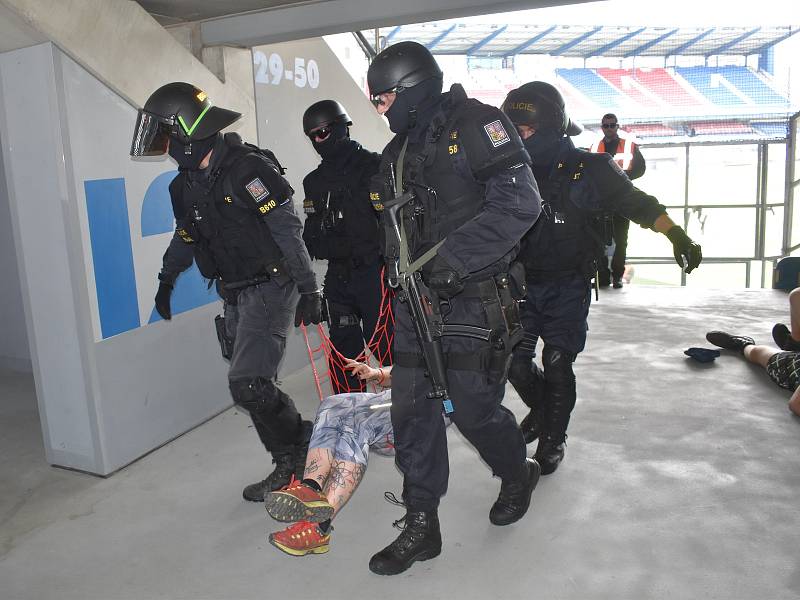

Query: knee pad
[508,356,545,410]
[542,345,576,385]
[229,376,281,414]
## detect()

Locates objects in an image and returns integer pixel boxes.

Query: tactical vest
[305,149,379,262]
[522,147,606,279]
[172,138,286,285]
[388,98,485,266]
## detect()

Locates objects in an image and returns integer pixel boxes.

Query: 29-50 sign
[253,51,320,89]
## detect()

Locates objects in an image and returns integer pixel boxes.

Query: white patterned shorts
[309,389,394,466]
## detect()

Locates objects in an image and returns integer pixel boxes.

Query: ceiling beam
[466,25,507,55]
[551,26,602,55]
[503,25,558,57]
[200,0,596,48]
[623,28,678,58]
[426,24,458,50]
[590,26,646,57]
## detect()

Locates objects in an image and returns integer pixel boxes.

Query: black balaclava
[385,77,443,134]
[522,128,563,168]
[312,122,350,160]
[168,132,220,170]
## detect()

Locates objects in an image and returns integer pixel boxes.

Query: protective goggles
[307,125,333,142]
[130,109,175,156]
[370,86,403,108]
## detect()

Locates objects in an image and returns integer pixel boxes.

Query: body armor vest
[385,97,485,267]
[522,145,605,279]
[172,139,286,284]
[304,147,380,262]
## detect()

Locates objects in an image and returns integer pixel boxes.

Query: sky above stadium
[481,0,797,27]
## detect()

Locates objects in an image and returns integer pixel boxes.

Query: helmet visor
[130,109,172,156]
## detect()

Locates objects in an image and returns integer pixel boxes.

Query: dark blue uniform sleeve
[158,230,194,285]
[584,153,664,229]
[438,164,541,277]
[232,154,318,293]
[301,171,323,260]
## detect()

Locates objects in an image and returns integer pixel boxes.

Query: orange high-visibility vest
[590,133,637,172]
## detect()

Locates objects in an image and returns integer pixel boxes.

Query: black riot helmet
[367,41,443,99]
[501,82,582,137]
[130,82,241,156]
[302,100,352,135]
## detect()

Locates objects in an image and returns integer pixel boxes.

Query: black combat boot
[489,458,541,526]
[538,346,576,476]
[706,331,755,354]
[535,434,566,476]
[242,452,295,502]
[772,323,800,351]
[369,510,442,575]
[519,410,543,445]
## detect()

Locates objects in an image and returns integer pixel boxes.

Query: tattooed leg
[303,447,334,489]
[322,459,367,517]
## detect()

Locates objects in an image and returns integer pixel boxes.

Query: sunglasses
[307,125,333,142]
[602,123,619,129]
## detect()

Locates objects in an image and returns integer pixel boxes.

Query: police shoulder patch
[483,119,510,148]
[245,177,270,202]
[303,198,315,214]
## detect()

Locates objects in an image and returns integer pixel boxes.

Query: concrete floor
[1,286,799,600]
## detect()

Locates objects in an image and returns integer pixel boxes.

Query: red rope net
[301,272,395,401]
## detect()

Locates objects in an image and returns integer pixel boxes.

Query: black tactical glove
[428,255,465,299]
[154,281,174,320]
[294,290,323,327]
[666,226,702,274]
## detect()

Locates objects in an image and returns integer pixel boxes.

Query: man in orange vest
[590,113,646,288]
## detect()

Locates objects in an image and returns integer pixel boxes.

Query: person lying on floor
[706,331,800,417]
[266,360,394,556]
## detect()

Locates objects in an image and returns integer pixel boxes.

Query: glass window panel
[626,207,684,259]
[764,260,775,288]
[794,119,800,181]
[685,207,756,258]
[637,146,686,207]
[766,143,787,205]
[748,261,763,289]
[791,181,800,250]
[685,263,747,289]
[688,145,757,206]
[764,205,784,258]
[627,263,682,286]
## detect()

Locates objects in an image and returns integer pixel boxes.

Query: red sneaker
[269,520,331,556]
[265,477,334,523]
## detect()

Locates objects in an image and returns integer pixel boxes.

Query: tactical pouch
[215,314,234,360]
[506,261,527,301]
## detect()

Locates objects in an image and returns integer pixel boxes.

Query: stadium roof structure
[366,23,799,58]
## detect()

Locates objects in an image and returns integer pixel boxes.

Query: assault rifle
[383,165,491,415]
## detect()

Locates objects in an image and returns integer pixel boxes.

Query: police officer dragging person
[590,113,647,288]
[366,42,542,576]
[130,82,323,502]
[301,100,390,392]
[501,82,702,476]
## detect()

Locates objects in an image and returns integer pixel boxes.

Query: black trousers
[391,293,526,512]
[227,281,306,455]
[324,260,391,392]
[598,214,630,283]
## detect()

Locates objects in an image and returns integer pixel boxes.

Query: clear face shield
[130,110,174,156]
